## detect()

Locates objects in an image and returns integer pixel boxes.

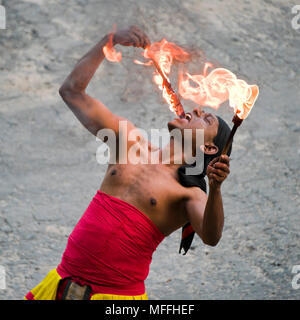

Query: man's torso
[100,162,205,236]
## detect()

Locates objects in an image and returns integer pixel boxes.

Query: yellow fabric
[25,269,148,300]
[90,292,148,300]
[25,269,62,300]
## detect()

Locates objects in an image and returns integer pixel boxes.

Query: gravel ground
[0,0,299,300]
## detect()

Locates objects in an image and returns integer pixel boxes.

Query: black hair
[203,116,232,174]
[213,116,232,159]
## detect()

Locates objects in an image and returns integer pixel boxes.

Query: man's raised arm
[59,26,150,136]
[185,155,230,247]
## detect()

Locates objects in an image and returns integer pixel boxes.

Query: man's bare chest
[100,163,192,234]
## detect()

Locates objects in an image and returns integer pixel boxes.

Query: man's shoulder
[186,186,207,202]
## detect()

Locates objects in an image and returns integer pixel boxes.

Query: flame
[103,30,259,119]
[103,32,122,62]
[133,59,153,66]
[143,38,190,74]
[178,63,259,119]
[236,84,259,119]
[135,39,190,115]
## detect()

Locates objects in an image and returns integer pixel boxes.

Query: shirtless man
[25,26,231,300]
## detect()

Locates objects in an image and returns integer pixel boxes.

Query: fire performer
[25,26,232,300]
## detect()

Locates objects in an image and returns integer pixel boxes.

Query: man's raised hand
[113,26,150,49]
[207,155,230,189]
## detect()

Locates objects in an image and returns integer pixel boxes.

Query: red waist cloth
[57,190,165,296]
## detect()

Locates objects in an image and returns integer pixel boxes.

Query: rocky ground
[0,0,299,299]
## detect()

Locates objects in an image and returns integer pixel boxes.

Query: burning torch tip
[232,113,243,127]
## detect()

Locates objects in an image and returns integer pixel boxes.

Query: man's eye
[185,113,192,121]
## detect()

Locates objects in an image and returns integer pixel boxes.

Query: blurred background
[0,0,299,299]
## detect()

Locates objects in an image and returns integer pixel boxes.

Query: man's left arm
[185,155,230,246]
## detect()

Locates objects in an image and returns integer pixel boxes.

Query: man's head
[168,108,232,171]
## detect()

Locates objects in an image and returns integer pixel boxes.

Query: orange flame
[236,84,259,120]
[135,39,189,115]
[178,63,259,120]
[103,32,122,62]
[103,31,259,119]
[143,38,190,74]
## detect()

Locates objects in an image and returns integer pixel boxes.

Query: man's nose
[193,107,203,117]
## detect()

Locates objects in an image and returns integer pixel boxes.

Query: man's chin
[167,118,188,131]
[168,119,180,131]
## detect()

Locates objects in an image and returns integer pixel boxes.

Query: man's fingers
[209,155,230,168]
[214,162,230,173]
[207,155,231,186]
[219,155,230,165]
[130,33,140,47]
[130,26,143,47]
[208,157,219,166]
[116,26,150,48]
[144,35,151,48]
[212,168,227,178]
[209,173,223,183]
[141,33,151,48]
[215,169,228,178]
[130,26,150,48]
[208,165,228,178]
[130,25,141,33]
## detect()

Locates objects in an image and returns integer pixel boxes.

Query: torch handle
[221,124,239,155]
[152,59,185,118]
[152,60,171,88]
[221,114,243,155]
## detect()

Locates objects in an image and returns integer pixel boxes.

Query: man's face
[168,108,219,144]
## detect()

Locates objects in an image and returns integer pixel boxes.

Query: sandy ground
[0,0,299,300]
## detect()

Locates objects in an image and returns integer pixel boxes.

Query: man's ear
[200,143,219,155]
